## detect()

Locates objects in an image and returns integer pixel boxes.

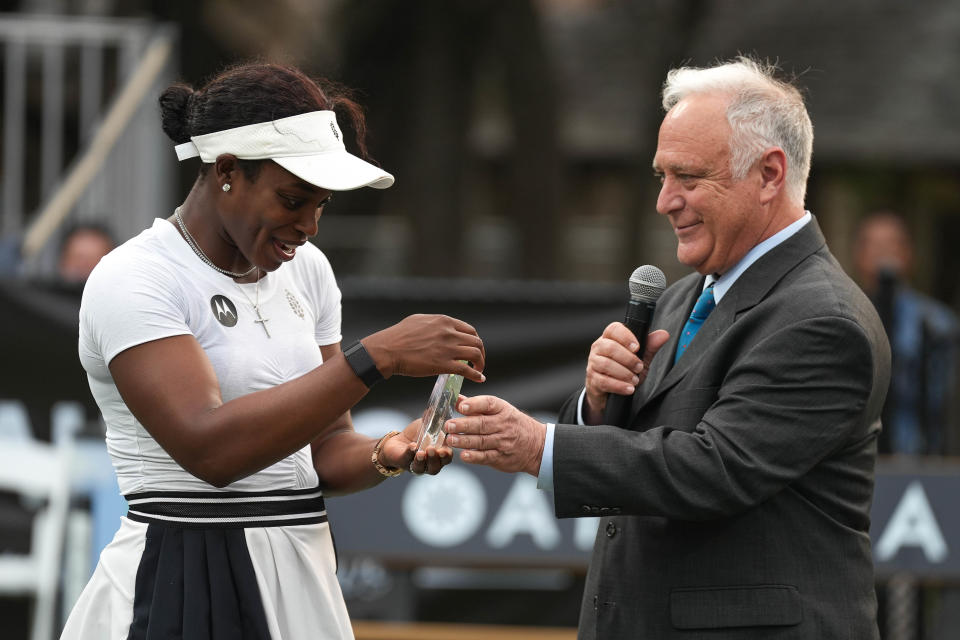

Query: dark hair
[158,62,370,181]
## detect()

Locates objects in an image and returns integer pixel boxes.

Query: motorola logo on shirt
[210,295,238,327]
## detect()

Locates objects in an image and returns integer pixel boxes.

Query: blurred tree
[196,0,341,66]
[620,0,706,280]
[337,0,562,278]
[86,0,562,279]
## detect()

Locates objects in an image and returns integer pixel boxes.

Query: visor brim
[274,152,395,191]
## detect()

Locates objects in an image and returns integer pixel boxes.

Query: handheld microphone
[602,265,667,427]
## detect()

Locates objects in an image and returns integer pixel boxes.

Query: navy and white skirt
[60,487,354,639]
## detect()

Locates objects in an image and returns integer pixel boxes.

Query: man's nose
[656,177,683,215]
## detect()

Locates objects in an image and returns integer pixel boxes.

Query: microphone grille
[628,265,667,301]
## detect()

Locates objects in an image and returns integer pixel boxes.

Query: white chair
[0,439,71,640]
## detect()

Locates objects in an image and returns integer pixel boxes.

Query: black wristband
[343,340,384,388]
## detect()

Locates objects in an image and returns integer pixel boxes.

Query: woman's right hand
[363,314,485,382]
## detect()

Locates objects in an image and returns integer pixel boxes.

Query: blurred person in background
[853,210,960,456]
[57,222,116,285]
[443,57,890,638]
[60,62,485,640]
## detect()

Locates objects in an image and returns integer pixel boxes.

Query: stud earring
[222,183,231,192]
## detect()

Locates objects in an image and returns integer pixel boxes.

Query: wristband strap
[343,340,384,388]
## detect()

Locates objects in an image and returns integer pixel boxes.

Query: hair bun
[158,83,197,143]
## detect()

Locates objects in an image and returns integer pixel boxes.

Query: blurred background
[2,0,960,638]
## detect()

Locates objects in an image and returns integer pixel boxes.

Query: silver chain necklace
[174,206,257,279]
[234,274,271,338]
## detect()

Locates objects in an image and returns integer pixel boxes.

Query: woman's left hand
[379,419,453,476]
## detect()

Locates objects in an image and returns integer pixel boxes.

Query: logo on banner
[210,295,238,327]
[403,466,487,547]
[399,466,599,552]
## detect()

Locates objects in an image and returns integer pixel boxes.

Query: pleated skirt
[60,487,354,640]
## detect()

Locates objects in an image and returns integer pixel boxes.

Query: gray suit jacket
[555,218,890,639]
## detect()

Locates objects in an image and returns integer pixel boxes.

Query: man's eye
[283,197,302,209]
[319,195,333,208]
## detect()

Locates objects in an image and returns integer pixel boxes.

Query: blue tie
[675,283,716,364]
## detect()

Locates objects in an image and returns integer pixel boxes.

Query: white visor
[174,110,394,190]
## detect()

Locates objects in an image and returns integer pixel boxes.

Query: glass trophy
[412,369,464,465]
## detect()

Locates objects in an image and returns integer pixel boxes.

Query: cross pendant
[252,305,271,338]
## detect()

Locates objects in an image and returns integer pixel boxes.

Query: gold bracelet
[372,430,404,477]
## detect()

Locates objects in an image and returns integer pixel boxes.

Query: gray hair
[661,57,813,206]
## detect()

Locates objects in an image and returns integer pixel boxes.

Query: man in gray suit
[445,57,891,638]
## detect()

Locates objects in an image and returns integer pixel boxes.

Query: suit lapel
[633,216,828,416]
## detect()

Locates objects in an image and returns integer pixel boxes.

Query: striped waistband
[124,486,327,529]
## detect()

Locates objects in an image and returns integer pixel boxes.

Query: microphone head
[628,265,666,302]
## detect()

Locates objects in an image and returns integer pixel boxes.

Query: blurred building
[4,2,960,639]
[5,0,960,299]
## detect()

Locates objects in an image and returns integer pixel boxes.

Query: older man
[446,57,891,638]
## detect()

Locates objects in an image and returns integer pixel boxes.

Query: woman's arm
[309,336,453,494]
[109,314,481,487]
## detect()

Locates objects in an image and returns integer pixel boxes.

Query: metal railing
[0,13,178,278]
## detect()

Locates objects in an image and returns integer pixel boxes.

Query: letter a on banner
[486,475,560,549]
[876,480,948,563]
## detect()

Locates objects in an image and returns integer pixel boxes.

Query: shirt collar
[706,211,812,301]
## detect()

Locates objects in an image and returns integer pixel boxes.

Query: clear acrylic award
[412,368,464,466]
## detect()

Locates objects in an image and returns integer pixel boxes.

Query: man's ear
[758,147,787,205]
